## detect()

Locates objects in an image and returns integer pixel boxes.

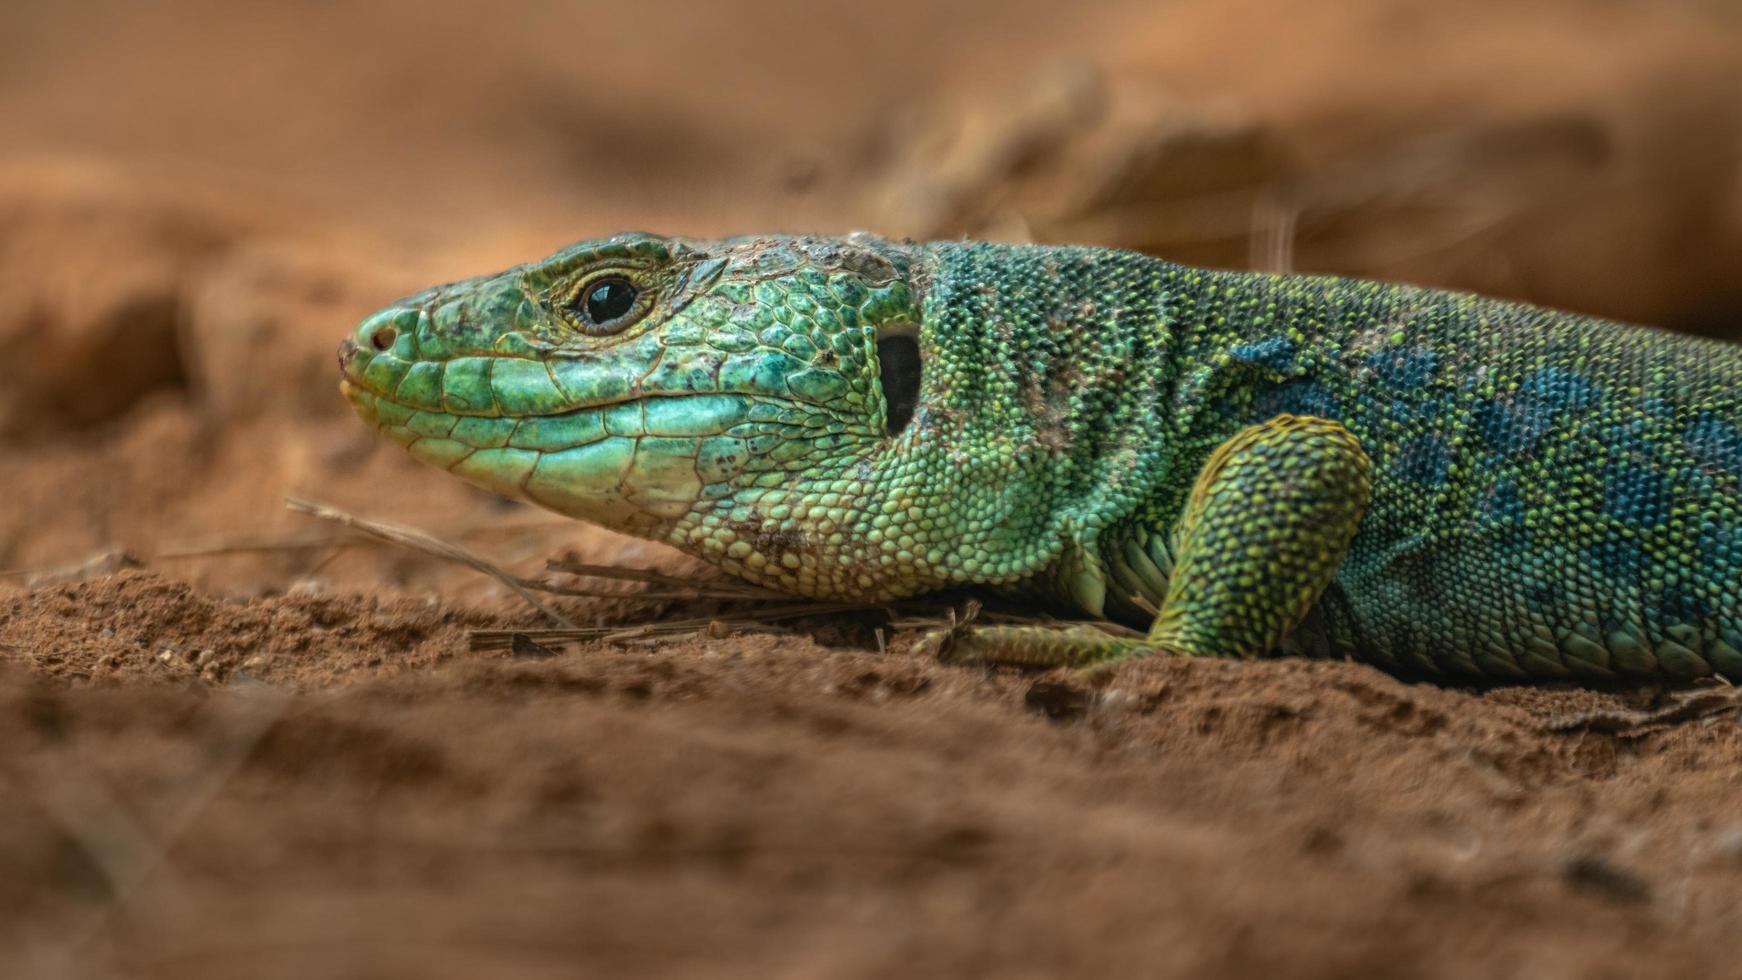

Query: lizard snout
[340,304,422,383]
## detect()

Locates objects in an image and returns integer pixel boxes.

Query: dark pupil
[584,279,637,324]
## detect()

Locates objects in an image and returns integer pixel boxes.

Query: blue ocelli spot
[1229,335,1298,373]
[1603,464,1674,527]
[1364,345,1439,389]
[1583,536,1648,581]
[1474,397,1552,456]
[1686,415,1742,481]
[1598,418,1653,463]
[1520,367,1601,411]
[1699,522,1739,572]
[1482,476,1527,524]
[1395,434,1450,486]
[1255,378,1337,421]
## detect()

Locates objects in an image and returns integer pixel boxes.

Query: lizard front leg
[931,414,1372,673]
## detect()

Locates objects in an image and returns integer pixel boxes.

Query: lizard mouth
[336,318,751,432]
[342,377,759,528]
[341,377,757,455]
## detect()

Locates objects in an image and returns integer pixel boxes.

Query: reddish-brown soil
[3,2,1742,976]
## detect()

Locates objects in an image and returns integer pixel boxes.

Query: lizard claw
[916,600,983,663]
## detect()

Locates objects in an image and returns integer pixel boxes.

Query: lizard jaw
[342,378,762,537]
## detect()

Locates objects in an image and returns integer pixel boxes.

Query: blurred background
[6,5,1742,978]
[2,0,1740,582]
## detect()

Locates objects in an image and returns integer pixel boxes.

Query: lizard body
[338,234,1742,680]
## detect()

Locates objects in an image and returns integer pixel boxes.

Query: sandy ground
[3,2,1742,976]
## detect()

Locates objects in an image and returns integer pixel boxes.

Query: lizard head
[338,231,965,599]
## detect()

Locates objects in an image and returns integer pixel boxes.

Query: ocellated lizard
[338,234,1742,681]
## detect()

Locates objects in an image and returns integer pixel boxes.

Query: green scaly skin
[339,233,1742,681]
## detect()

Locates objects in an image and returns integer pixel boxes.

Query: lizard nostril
[370,325,398,351]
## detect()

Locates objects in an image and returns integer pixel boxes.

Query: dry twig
[285,496,579,628]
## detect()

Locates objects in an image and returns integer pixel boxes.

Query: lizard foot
[923,606,1168,675]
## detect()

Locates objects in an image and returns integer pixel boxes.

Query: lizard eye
[564,275,644,334]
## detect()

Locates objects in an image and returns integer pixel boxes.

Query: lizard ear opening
[876,325,921,437]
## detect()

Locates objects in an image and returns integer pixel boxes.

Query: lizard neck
[904,242,1182,607]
